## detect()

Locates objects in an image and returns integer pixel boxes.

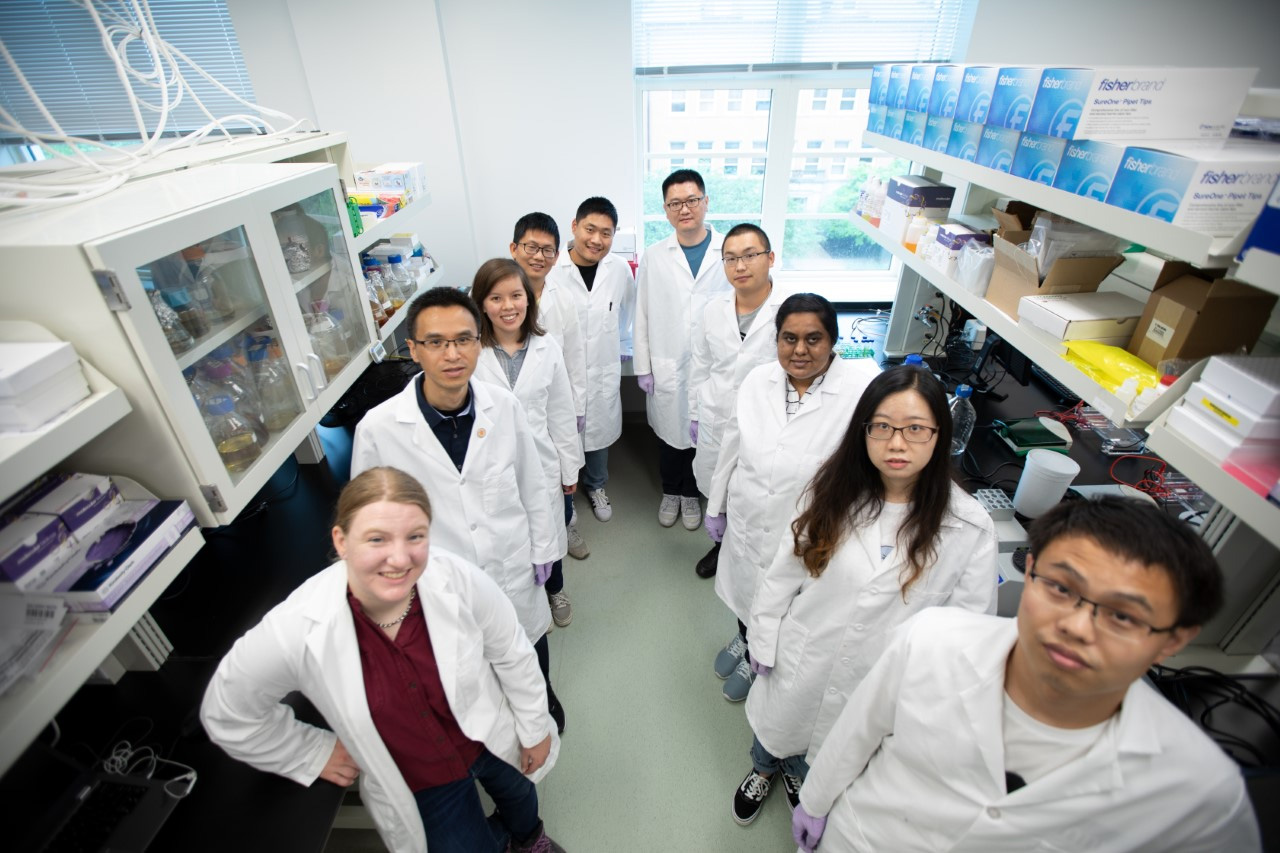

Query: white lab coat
[351,378,559,642]
[688,285,788,495]
[708,356,881,625]
[201,551,560,853]
[545,252,635,452]
[536,277,587,418]
[633,229,732,449]
[800,608,1261,853]
[748,482,998,762]
[474,334,584,558]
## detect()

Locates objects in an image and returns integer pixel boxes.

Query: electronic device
[994,416,1072,454]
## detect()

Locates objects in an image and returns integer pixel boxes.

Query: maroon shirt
[348,590,484,790]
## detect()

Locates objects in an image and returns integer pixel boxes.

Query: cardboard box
[879,176,956,246]
[923,115,953,153]
[946,120,984,162]
[1017,320,1130,357]
[867,103,888,135]
[988,67,1042,131]
[887,65,912,109]
[976,126,1020,173]
[1105,142,1280,236]
[929,65,962,117]
[1024,66,1257,142]
[1011,132,1068,185]
[956,66,998,123]
[907,65,936,113]
[870,64,891,106]
[883,108,906,141]
[902,110,930,147]
[1017,291,1146,341]
[1053,139,1125,201]
[985,235,1122,320]
[1127,274,1278,366]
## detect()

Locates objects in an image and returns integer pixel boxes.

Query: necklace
[374,587,417,629]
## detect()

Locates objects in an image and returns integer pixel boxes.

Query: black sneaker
[732,770,771,825]
[695,541,721,578]
[548,687,566,734]
[780,771,803,812]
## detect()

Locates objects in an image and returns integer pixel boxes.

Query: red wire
[1109,454,1171,500]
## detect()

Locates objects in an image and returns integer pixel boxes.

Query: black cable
[1148,663,1280,768]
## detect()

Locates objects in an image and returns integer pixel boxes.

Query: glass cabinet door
[271,191,372,382]
[137,226,305,478]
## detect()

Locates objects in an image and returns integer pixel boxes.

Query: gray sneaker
[680,496,702,530]
[658,494,680,527]
[723,656,756,702]
[566,522,589,559]
[714,633,748,679]
[548,591,572,627]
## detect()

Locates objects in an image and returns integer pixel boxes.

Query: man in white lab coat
[351,287,568,732]
[687,223,787,579]
[792,496,1261,853]
[634,169,731,531]
[544,197,635,524]
[510,212,590,561]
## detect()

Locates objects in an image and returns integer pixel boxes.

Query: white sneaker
[566,522,589,559]
[681,496,702,531]
[588,488,612,522]
[549,591,572,627]
[658,494,680,527]
[569,502,579,527]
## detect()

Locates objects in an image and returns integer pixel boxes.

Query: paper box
[988,67,1042,131]
[1185,380,1280,442]
[870,64,891,106]
[887,65,912,109]
[946,120,984,162]
[985,235,1121,320]
[902,110,930,147]
[1203,355,1280,417]
[923,116,953,153]
[1128,275,1279,366]
[883,108,906,141]
[928,224,992,278]
[1053,139,1125,201]
[1105,142,1280,236]
[955,66,999,124]
[0,361,89,432]
[867,103,888,135]
[907,65,936,113]
[1010,132,1068,186]
[1024,66,1257,142]
[976,126,1020,173]
[879,176,956,246]
[929,65,962,117]
[0,341,78,397]
[1017,291,1146,341]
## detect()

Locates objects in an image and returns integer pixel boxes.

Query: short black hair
[1027,496,1225,628]
[663,169,705,197]
[776,292,838,345]
[513,212,560,250]
[406,286,481,340]
[575,196,618,227]
[723,223,771,253]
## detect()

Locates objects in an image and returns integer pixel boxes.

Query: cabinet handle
[294,363,317,402]
[307,353,328,391]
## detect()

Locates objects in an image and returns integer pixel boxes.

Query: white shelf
[353,195,432,255]
[847,213,1186,427]
[174,306,268,371]
[1145,415,1280,551]
[0,524,205,775]
[291,260,334,293]
[1232,246,1280,297]
[379,266,445,343]
[863,132,1239,268]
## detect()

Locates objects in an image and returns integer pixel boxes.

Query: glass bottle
[200,353,269,445]
[367,279,389,327]
[145,274,195,354]
[205,393,262,473]
[199,268,237,323]
[364,261,395,317]
[163,286,210,340]
[305,308,351,380]
[249,345,300,432]
[385,253,416,303]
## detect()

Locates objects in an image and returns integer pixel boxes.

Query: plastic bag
[956,241,996,296]
[1029,213,1129,279]
[1063,340,1159,393]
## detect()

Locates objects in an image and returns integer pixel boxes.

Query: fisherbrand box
[907,65,936,113]
[976,126,1021,173]
[870,64,891,106]
[955,66,998,124]
[867,103,888,135]
[883,108,907,141]
[929,65,962,118]
[1053,140,1125,201]
[924,115,954,153]
[1105,142,1280,236]
[946,120,985,163]
[987,67,1042,131]
[1011,133,1068,185]
[1025,66,1256,142]
[903,110,930,147]
[887,65,912,109]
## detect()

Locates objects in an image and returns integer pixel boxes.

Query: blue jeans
[750,735,809,779]
[413,749,539,852]
[582,447,609,491]
[546,493,573,594]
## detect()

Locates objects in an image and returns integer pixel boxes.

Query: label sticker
[1200,398,1241,427]
[1145,319,1175,346]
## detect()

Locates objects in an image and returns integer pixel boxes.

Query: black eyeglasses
[722,251,768,267]
[1027,570,1178,639]
[517,242,557,259]
[864,422,938,443]
[412,334,479,351]
[665,196,704,211]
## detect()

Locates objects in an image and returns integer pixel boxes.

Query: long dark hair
[791,365,954,598]
[470,258,544,347]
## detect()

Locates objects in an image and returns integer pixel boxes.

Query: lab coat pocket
[775,618,810,690]
[483,469,520,514]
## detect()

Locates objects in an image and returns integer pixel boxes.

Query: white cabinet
[0,163,379,526]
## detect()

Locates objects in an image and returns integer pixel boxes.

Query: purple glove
[705,513,726,543]
[690,420,699,445]
[637,373,655,395]
[533,562,554,586]
[576,415,585,433]
[792,804,827,852]
[749,654,772,677]
[620,353,633,362]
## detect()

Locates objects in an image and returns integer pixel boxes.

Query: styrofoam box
[1167,403,1276,464]
[1016,291,1145,341]
[1186,380,1280,441]
[1202,355,1280,417]
[0,341,78,396]
[0,361,90,432]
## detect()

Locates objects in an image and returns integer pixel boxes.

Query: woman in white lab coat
[472,258,584,630]
[705,293,881,702]
[730,365,997,827]
[201,467,564,853]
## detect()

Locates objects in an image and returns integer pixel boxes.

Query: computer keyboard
[1030,363,1081,405]
[44,777,148,852]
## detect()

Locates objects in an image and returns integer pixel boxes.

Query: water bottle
[248,345,300,432]
[205,393,262,473]
[949,384,976,457]
[904,354,925,366]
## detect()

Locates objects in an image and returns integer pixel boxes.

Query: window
[724,161,739,175]
[806,140,822,150]
[727,90,743,111]
[835,140,850,150]
[671,90,686,112]
[725,141,741,150]
[698,140,713,150]
[699,90,715,111]
[750,157,766,175]
[840,88,857,110]
[670,141,686,149]
[811,89,828,110]
[755,93,771,111]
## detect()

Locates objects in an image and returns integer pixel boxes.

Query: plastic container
[367,279,389,327]
[248,345,299,432]
[205,393,262,473]
[903,213,931,253]
[364,261,396,317]
[385,254,416,302]
[1013,448,1081,518]
[199,353,268,445]
[949,384,976,456]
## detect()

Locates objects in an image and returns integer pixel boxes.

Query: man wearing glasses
[351,287,568,731]
[510,212,590,560]
[634,169,731,531]
[688,223,787,580]
[791,497,1260,852]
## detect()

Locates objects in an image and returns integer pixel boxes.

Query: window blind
[633,0,976,75]
[0,0,255,143]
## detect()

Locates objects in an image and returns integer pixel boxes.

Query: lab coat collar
[392,376,499,479]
